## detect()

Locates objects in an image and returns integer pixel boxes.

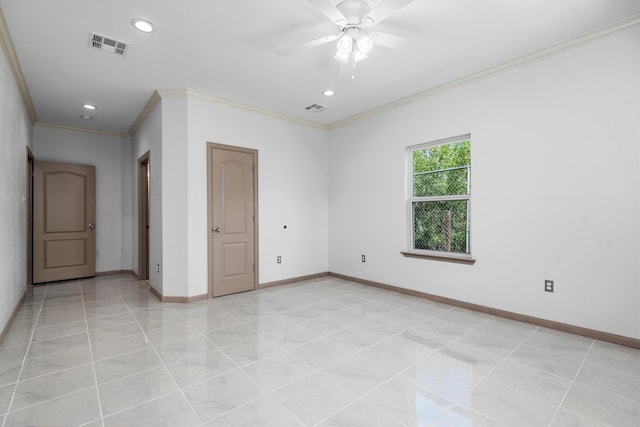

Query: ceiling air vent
[89,32,129,56]
[305,103,327,112]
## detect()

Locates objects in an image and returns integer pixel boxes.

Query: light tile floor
[0,274,638,426]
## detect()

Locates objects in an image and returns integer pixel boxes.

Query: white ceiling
[1,0,639,135]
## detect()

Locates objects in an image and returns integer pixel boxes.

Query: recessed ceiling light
[81,115,93,120]
[131,19,155,33]
[83,103,97,110]
[322,90,335,97]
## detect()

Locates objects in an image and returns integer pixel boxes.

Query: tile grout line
[9,276,632,426]
[547,339,595,427]
[201,282,521,425]
[315,312,478,427]
[445,325,542,423]
[1,284,48,426]
[7,326,158,384]
[174,313,268,426]
[195,369,320,426]
[81,280,107,427]
[95,390,183,423]
[305,308,469,426]
[366,317,534,426]
[5,384,98,415]
[175,307,273,419]
[198,289,457,425]
[465,325,540,394]
[335,313,476,423]
[121,290,204,426]
[181,291,376,425]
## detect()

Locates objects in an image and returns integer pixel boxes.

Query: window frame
[405,134,475,263]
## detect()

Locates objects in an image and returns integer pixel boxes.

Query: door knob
[213,227,221,232]
[89,223,95,230]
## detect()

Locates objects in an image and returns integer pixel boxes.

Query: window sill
[401,251,476,265]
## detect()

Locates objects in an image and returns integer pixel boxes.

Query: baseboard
[146,272,330,302]
[259,272,329,289]
[147,285,207,303]
[329,272,640,349]
[162,294,208,303]
[95,270,134,277]
[149,285,162,302]
[0,290,26,344]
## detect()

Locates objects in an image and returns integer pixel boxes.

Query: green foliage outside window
[412,140,471,253]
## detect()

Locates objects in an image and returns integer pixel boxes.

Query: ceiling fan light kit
[277,0,415,65]
[334,27,373,63]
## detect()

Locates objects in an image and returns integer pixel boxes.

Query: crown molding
[130,88,328,135]
[151,88,328,131]
[128,90,161,136]
[184,89,328,130]
[328,14,640,129]
[35,121,127,138]
[0,5,37,123]
[128,14,640,133]
[4,6,637,136]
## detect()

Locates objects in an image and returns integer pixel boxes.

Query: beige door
[137,152,150,280]
[33,161,96,283]
[26,149,34,287]
[208,144,257,297]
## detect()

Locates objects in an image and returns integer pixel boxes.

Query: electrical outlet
[156,264,160,274]
[361,254,366,263]
[545,280,554,293]
[277,256,282,264]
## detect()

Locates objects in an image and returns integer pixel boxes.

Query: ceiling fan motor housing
[336,0,371,25]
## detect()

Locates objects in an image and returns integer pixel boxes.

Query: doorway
[33,160,96,283]
[207,143,258,297]
[138,152,150,280]
[26,148,34,287]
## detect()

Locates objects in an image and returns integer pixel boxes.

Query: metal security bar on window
[413,200,469,253]
[413,165,470,197]
[409,137,471,255]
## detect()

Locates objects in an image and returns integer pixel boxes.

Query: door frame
[33,160,96,283]
[206,142,259,298]
[137,151,150,280]
[26,147,34,287]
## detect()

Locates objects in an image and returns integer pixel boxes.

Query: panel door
[209,146,256,297]
[138,153,150,280]
[33,161,96,283]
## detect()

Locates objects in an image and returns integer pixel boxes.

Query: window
[408,135,471,260]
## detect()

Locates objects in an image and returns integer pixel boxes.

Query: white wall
[120,136,133,270]
[160,96,188,298]
[32,125,133,273]
[328,28,640,339]
[187,95,329,295]
[131,101,163,294]
[0,45,32,331]
[142,92,329,298]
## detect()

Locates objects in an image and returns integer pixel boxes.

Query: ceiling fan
[277,0,416,64]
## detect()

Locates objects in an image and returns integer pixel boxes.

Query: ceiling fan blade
[369,32,407,49]
[306,0,348,24]
[365,0,417,26]
[276,34,340,57]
